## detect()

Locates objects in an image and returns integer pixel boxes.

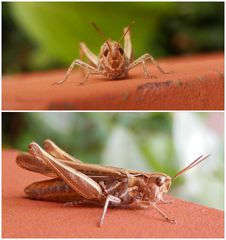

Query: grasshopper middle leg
[128,53,172,78]
[99,195,121,227]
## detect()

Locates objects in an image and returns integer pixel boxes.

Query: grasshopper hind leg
[99,195,121,227]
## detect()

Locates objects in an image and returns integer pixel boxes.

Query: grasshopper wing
[16,139,83,176]
[17,140,128,180]
[16,151,128,180]
[43,140,128,178]
[16,152,57,177]
[29,142,103,200]
[43,139,82,163]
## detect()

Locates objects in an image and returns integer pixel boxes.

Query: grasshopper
[16,139,209,226]
[54,21,172,85]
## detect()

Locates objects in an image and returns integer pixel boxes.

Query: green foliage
[2,3,34,73]
[3,112,172,164]
[6,2,172,70]
[156,3,224,54]
[3,2,223,73]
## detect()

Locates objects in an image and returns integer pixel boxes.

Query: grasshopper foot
[160,199,173,204]
[52,79,65,85]
[167,218,176,224]
[150,75,157,79]
[63,201,80,207]
[163,70,174,74]
[79,81,86,85]
[144,74,157,79]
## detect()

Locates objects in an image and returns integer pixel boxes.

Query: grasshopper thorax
[99,41,129,79]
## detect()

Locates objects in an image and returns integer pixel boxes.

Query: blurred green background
[2,112,224,210]
[3,2,224,74]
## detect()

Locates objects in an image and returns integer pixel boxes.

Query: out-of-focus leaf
[9,2,176,65]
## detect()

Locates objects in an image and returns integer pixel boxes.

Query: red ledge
[2,150,224,238]
[2,53,224,110]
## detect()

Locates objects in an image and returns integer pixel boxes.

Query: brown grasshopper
[16,139,209,226]
[54,21,172,85]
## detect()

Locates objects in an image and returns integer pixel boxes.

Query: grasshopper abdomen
[25,178,81,203]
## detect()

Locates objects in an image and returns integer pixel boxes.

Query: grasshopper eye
[104,49,109,57]
[119,47,124,55]
[155,176,165,187]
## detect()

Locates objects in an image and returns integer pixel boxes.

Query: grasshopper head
[145,154,210,202]
[100,41,127,75]
[154,174,172,192]
[91,21,134,79]
[145,173,171,201]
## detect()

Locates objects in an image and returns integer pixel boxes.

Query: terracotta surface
[2,149,224,238]
[2,53,224,110]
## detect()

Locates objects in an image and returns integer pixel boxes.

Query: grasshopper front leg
[127,199,175,224]
[53,59,102,85]
[128,53,172,78]
[150,202,176,224]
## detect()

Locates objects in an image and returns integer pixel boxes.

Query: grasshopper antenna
[117,20,135,44]
[171,154,211,181]
[91,22,111,50]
